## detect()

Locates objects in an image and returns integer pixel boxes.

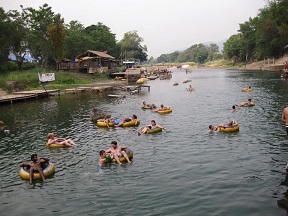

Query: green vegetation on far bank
[145,59,234,69]
[0,68,112,94]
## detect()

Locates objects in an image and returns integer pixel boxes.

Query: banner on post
[38,73,55,82]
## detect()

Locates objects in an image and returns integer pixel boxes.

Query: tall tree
[24,3,56,69]
[238,17,257,62]
[65,20,89,59]
[6,8,29,71]
[118,31,148,62]
[224,34,245,62]
[84,22,118,56]
[47,14,65,70]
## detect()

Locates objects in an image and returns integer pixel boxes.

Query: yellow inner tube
[123,120,140,127]
[96,121,114,127]
[157,109,172,114]
[46,143,67,148]
[111,149,134,163]
[136,78,148,84]
[242,88,252,92]
[146,127,162,134]
[219,125,240,133]
[19,162,55,180]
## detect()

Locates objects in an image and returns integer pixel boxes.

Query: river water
[1,69,288,216]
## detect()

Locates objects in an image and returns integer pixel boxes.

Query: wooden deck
[0,90,60,104]
[13,89,60,96]
[0,94,38,104]
[64,86,113,94]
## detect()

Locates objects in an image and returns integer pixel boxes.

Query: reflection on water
[1,69,288,215]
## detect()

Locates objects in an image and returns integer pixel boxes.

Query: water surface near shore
[1,69,288,215]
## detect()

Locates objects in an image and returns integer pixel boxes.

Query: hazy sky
[1,0,267,58]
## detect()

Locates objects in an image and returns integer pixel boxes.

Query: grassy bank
[0,69,110,94]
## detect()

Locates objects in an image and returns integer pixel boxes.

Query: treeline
[149,43,221,64]
[224,0,288,62]
[0,4,148,72]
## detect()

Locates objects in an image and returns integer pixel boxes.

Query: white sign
[38,73,55,82]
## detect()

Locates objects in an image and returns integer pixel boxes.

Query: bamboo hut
[75,50,115,73]
[58,58,78,71]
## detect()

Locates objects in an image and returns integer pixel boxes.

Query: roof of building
[75,50,115,60]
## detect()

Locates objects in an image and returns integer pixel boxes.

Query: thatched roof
[76,50,115,61]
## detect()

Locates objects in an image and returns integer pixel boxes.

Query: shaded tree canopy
[117,30,148,62]
[224,0,288,62]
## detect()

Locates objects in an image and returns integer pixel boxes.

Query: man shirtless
[98,150,113,166]
[47,133,77,147]
[20,153,49,184]
[236,99,254,107]
[138,120,166,135]
[105,141,131,165]
[114,114,137,127]
[155,104,170,112]
[282,107,288,135]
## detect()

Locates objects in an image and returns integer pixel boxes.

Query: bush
[0,61,18,73]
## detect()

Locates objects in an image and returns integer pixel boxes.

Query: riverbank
[0,69,126,97]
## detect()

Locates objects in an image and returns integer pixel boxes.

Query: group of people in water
[208,86,255,133]
[99,141,132,166]
[26,101,168,179]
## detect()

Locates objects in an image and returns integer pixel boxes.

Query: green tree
[238,17,257,62]
[65,20,89,59]
[84,22,118,57]
[47,14,65,70]
[207,44,219,61]
[24,3,56,69]
[118,30,148,62]
[196,44,209,63]
[224,34,246,62]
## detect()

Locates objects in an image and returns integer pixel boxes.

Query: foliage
[156,43,219,63]
[24,4,56,69]
[47,14,65,69]
[0,68,109,92]
[84,22,118,57]
[224,0,288,62]
[224,34,245,62]
[118,30,148,62]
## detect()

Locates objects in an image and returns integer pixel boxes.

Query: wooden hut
[75,50,115,73]
[58,58,78,71]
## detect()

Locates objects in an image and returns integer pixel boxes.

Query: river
[1,68,288,216]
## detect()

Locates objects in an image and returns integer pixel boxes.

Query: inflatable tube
[123,120,140,127]
[46,143,67,148]
[219,125,240,133]
[20,162,55,180]
[242,88,252,92]
[146,127,162,134]
[111,148,133,163]
[136,78,148,84]
[96,121,114,127]
[157,109,172,114]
